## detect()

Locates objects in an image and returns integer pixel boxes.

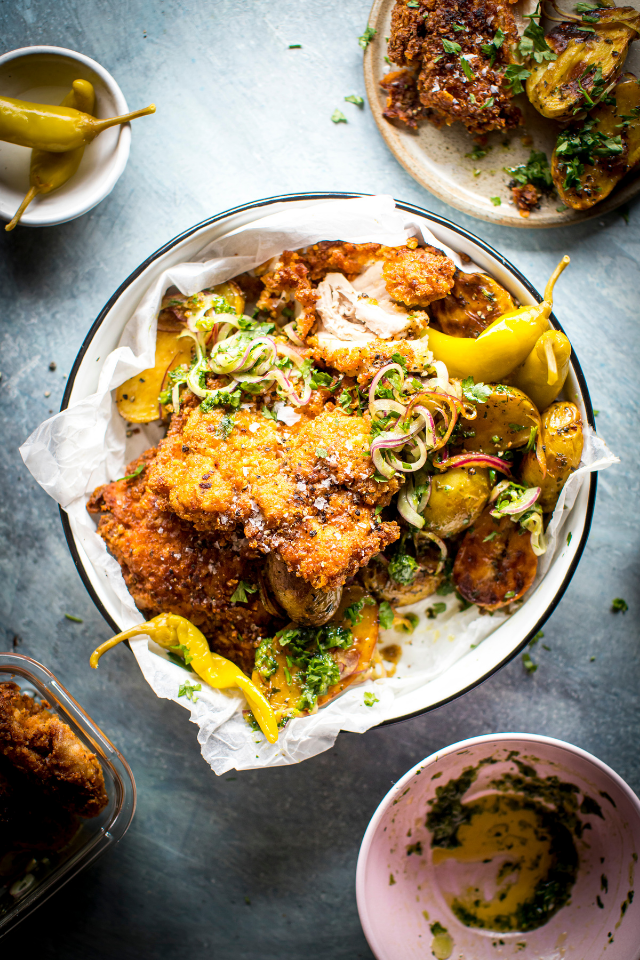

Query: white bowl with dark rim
[0,46,132,228]
[58,192,597,725]
[356,733,640,960]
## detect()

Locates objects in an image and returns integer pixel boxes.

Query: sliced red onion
[368,363,405,411]
[210,335,277,375]
[521,510,547,556]
[386,436,427,473]
[417,475,432,513]
[372,447,396,480]
[435,453,513,476]
[276,341,306,368]
[415,531,448,574]
[412,405,436,448]
[370,399,406,419]
[284,321,305,346]
[491,486,541,518]
[397,486,425,529]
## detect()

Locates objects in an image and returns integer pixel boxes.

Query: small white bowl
[356,733,640,960]
[0,45,131,228]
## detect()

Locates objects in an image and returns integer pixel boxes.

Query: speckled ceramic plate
[364,0,640,227]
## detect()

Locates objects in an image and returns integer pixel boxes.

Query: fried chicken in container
[91,239,582,732]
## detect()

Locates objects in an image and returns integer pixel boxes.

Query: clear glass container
[0,653,136,936]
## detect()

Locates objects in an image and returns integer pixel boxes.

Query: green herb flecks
[462,376,491,404]
[442,38,462,55]
[345,94,364,106]
[506,150,553,190]
[364,691,379,707]
[178,680,201,703]
[612,597,628,613]
[64,613,83,623]
[523,652,538,674]
[230,580,258,604]
[519,4,557,64]
[358,26,376,49]
[118,462,145,483]
[388,553,419,585]
[331,109,347,124]
[481,27,505,65]
[379,600,395,630]
[556,117,624,190]
[504,64,531,95]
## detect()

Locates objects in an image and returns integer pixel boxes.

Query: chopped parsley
[171,643,195,666]
[490,196,502,206]
[567,531,572,545]
[288,43,301,49]
[522,652,538,674]
[364,691,379,707]
[505,150,552,190]
[345,94,364,106]
[460,57,474,81]
[442,38,462,54]
[215,414,235,439]
[118,463,145,482]
[358,26,376,49]
[556,118,624,190]
[200,387,243,411]
[519,4,557,64]
[178,680,201,702]
[461,376,491,403]
[483,531,499,542]
[481,27,505,65]
[230,580,258,604]
[64,613,83,623]
[193,293,237,329]
[388,553,419,585]
[426,602,447,618]
[331,109,347,123]
[255,638,278,679]
[271,623,355,711]
[379,600,395,630]
[504,63,531,95]
[575,0,605,9]
[316,446,328,458]
[466,144,491,161]
[344,597,374,626]
[611,597,628,614]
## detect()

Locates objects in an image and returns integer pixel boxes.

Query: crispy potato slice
[521,402,583,512]
[552,73,640,210]
[430,272,515,339]
[116,331,193,424]
[462,385,539,454]
[422,467,492,538]
[526,8,640,120]
[361,541,443,607]
[453,508,537,610]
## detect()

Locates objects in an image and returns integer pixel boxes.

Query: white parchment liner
[20,196,618,773]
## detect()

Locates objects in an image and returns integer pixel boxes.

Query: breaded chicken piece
[308,335,433,385]
[256,250,319,338]
[382,245,455,307]
[0,759,79,852]
[380,69,431,129]
[0,683,108,818]
[147,403,400,590]
[387,0,521,137]
[87,449,277,672]
[298,242,384,281]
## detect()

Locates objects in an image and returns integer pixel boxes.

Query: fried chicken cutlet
[385,0,521,137]
[87,450,277,673]
[147,400,400,591]
[0,683,107,818]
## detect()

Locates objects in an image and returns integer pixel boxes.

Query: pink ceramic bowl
[356,734,640,960]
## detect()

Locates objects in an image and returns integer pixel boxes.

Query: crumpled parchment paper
[20,196,619,773]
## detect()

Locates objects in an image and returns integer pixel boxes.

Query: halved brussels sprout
[526,7,640,120]
[520,401,583,512]
[429,272,515,339]
[462,385,539,454]
[552,72,640,209]
[421,467,492,538]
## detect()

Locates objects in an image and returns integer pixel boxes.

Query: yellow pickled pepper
[427,257,570,383]
[0,93,155,151]
[90,613,279,744]
[508,329,572,411]
[6,79,96,232]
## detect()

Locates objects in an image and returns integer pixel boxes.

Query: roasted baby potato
[361,539,443,607]
[552,73,640,210]
[429,271,515,339]
[251,586,378,722]
[526,7,640,120]
[462,385,539,454]
[421,467,492,538]
[264,554,342,626]
[453,508,538,609]
[116,330,193,424]
[521,401,583,512]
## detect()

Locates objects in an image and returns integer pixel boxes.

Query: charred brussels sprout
[362,540,443,607]
[552,73,640,209]
[526,7,640,120]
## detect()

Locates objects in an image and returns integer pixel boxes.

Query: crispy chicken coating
[147,402,400,590]
[382,244,455,307]
[511,183,540,218]
[380,69,431,129]
[309,335,433,384]
[256,250,319,338]
[0,758,79,852]
[298,241,383,281]
[87,449,277,672]
[387,0,521,137]
[0,683,108,818]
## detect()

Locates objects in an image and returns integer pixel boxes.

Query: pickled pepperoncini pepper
[508,329,572,412]
[427,257,570,383]
[6,79,96,232]
[90,613,278,743]
[0,94,155,152]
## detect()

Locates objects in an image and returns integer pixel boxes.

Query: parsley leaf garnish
[230,580,258,604]
[461,376,491,403]
[504,63,531,95]
[345,94,364,106]
[178,681,201,703]
[331,109,347,123]
[612,597,628,613]
[379,601,395,630]
[442,38,462,54]
[118,463,145,483]
[519,4,557,64]
[364,691,379,706]
[505,150,553,189]
[460,57,474,81]
[358,26,376,49]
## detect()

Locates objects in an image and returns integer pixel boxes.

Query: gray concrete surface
[0,1,638,957]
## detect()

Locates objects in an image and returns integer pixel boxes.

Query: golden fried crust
[511,183,540,218]
[0,683,108,819]
[256,250,319,338]
[308,336,432,384]
[147,403,400,590]
[388,0,521,137]
[382,245,455,307]
[298,242,384,281]
[88,451,276,672]
[380,69,430,129]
